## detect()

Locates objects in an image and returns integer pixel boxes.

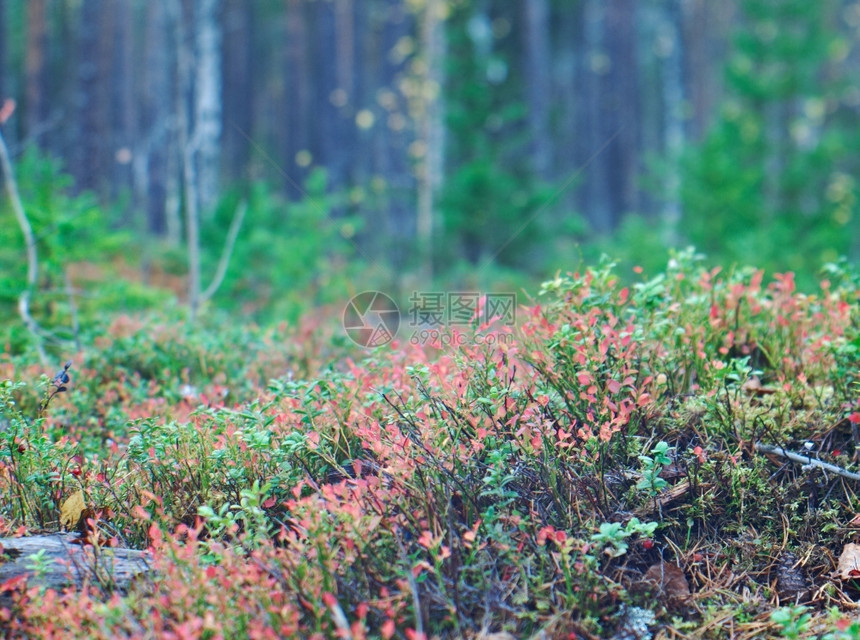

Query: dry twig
[755,442,860,481]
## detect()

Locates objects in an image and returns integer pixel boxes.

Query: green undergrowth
[0,250,858,639]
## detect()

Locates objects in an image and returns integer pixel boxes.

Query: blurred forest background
[0,0,858,335]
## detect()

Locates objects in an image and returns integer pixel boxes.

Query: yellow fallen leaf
[60,490,86,530]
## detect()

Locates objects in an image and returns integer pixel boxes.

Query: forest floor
[1,254,859,639]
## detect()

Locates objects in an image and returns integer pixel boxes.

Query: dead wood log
[0,533,151,603]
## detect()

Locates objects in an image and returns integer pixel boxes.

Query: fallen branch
[0,120,47,364]
[0,533,151,605]
[755,442,860,482]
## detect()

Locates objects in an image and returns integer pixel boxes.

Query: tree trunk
[163,0,186,247]
[142,0,171,237]
[554,3,580,213]
[335,0,355,188]
[25,0,47,136]
[114,0,137,217]
[681,0,735,140]
[285,0,311,182]
[378,0,413,268]
[75,0,110,193]
[170,0,200,315]
[661,0,685,244]
[583,0,612,233]
[523,0,551,179]
[222,0,254,180]
[605,0,639,217]
[313,0,344,195]
[54,0,77,158]
[0,0,6,101]
[415,0,445,281]
[193,0,223,215]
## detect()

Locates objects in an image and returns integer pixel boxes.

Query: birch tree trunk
[193,0,223,216]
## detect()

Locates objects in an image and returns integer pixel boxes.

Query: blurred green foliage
[0,0,856,337]
[0,150,160,351]
[582,0,857,286]
[439,2,552,271]
[0,156,371,353]
[678,0,858,287]
[0,150,119,301]
[201,169,368,324]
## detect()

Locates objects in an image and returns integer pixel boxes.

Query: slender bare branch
[200,199,247,304]
[0,124,47,363]
[0,129,37,290]
[755,442,860,481]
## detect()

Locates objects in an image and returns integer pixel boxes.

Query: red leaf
[0,99,15,124]
[0,574,28,593]
[381,619,396,639]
